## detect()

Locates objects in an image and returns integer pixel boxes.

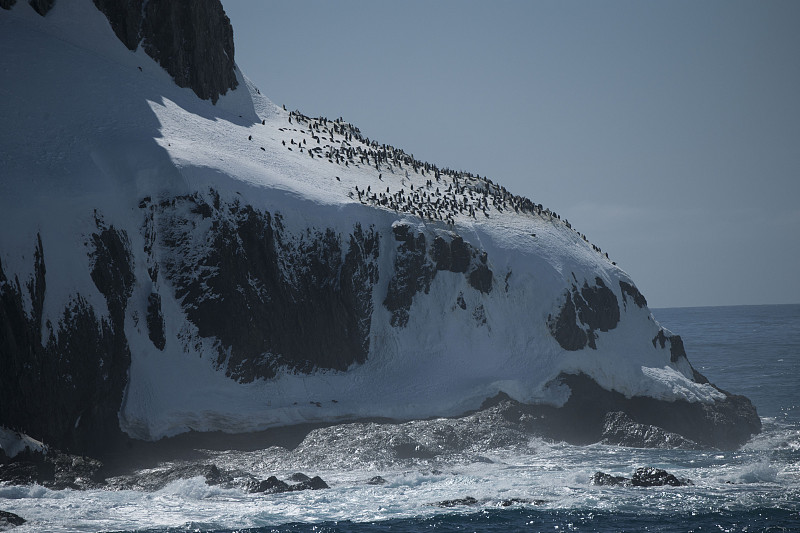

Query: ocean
[1,304,798,532]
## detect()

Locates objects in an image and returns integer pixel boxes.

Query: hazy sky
[222,1,799,309]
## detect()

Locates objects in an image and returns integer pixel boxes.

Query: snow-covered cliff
[0,0,759,455]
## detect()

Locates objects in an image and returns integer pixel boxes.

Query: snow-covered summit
[0,0,759,453]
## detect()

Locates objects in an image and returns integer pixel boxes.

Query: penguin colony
[259,107,615,265]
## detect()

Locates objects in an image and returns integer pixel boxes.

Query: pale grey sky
[222,0,800,308]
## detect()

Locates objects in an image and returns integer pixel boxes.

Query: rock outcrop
[591,467,691,487]
[384,223,493,327]
[0,510,26,529]
[92,0,238,103]
[144,191,381,382]
[0,228,131,456]
[534,373,761,450]
[549,277,620,351]
[600,411,698,449]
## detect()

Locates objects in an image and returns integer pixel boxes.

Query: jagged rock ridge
[144,191,380,382]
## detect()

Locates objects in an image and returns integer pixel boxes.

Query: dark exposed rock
[652,328,668,349]
[140,0,237,103]
[89,223,135,326]
[92,0,238,103]
[0,461,41,486]
[667,334,686,363]
[432,236,452,271]
[500,498,548,506]
[435,496,479,507]
[0,449,105,490]
[450,237,471,273]
[432,235,470,273]
[0,0,17,11]
[249,475,290,494]
[548,292,586,350]
[651,330,709,383]
[28,0,53,16]
[601,411,698,449]
[0,233,130,455]
[105,461,328,494]
[385,225,493,327]
[631,467,689,487]
[92,0,143,50]
[549,277,619,351]
[288,472,310,482]
[533,373,761,450]
[468,261,493,294]
[110,463,237,492]
[478,374,759,450]
[619,280,647,309]
[156,193,379,382]
[590,471,631,486]
[248,474,328,493]
[591,467,690,487]
[202,464,228,486]
[291,475,328,491]
[47,453,106,490]
[366,475,387,485]
[577,278,619,332]
[384,224,434,327]
[0,510,26,528]
[145,292,165,350]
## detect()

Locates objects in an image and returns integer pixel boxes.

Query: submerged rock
[499,498,548,507]
[0,510,26,528]
[108,463,235,492]
[435,496,479,507]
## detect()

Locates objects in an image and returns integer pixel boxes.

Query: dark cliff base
[1,373,760,487]
[99,374,763,471]
[103,373,759,476]
[485,372,761,451]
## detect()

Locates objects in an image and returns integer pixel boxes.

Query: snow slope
[1,0,728,444]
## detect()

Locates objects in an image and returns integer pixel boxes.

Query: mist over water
[1,305,798,532]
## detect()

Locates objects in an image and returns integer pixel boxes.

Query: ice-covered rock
[0,0,760,456]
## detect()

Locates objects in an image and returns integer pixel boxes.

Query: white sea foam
[2,418,797,532]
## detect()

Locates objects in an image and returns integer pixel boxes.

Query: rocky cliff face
[1,0,237,102]
[0,188,762,452]
[384,223,492,328]
[143,191,380,382]
[93,0,238,103]
[0,224,132,456]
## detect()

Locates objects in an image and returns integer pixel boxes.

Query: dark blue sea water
[3,305,799,532]
[655,304,800,426]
